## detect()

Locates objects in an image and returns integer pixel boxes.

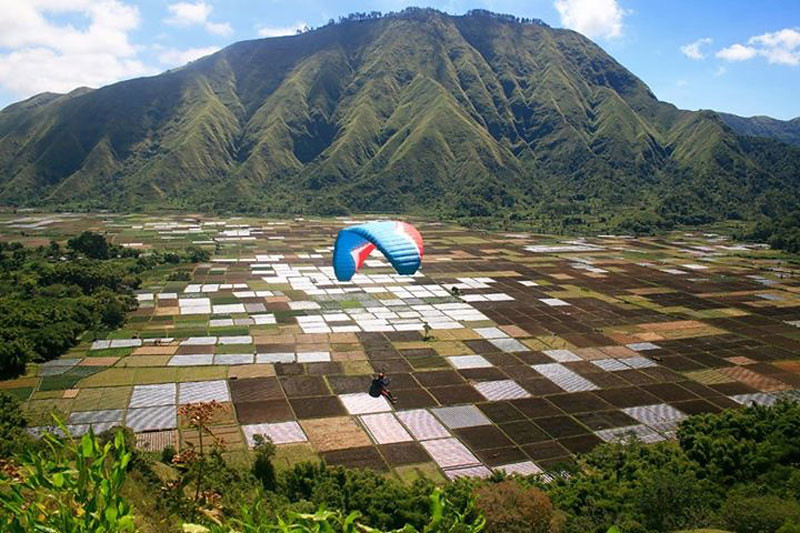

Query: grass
[78,368,137,388]
[210,326,251,336]
[72,387,131,411]
[272,443,320,470]
[118,355,171,367]
[140,329,175,339]
[430,341,469,356]
[340,361,374,375]
[87,347,134,358]
[23,399,74,425]
[210,295,240,304]
[39,367,105,391]
[170,328,210,338]
[2,387,33,401]
[175,316,206,325]
[395,463,446,484]
[216,344,255,354]
[106,329,139,340]
[175,366,227,382]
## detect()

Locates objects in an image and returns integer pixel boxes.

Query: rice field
[2,212,799,478]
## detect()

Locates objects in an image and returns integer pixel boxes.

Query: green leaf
[342,511,361,529]
[80,433,94,458]
[118,516,136,531]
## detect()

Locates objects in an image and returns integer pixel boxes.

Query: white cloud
[716,43,758,62]
[716,28,800,66]
[256,22,309,38]
[205,21,232,37]
[554,0,627,40]
[0,0,140,56]
[749,28,800,50]
[165,1,233,37]
[165,1,211,26]
[157,46,219,67]
[680,37,712,60]
[759,47,800,66]
[750,28,800,65]
[0,0,155,98]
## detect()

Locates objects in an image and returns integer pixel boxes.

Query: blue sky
[1,0,798,119]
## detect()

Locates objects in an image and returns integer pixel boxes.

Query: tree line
[309,7,549,34]
[0,232,209,377]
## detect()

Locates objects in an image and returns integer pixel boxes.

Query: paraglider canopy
[332,221,424,282]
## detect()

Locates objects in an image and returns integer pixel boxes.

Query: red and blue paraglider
[332,221,424,282]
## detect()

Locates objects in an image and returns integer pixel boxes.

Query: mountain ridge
[0,8,798,226]
[717,112,800,147]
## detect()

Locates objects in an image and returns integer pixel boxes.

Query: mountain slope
[718,112,800,147]
[0,8,798,223]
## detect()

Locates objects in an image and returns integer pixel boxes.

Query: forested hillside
[719,112,800,147]
[1,9,799,227]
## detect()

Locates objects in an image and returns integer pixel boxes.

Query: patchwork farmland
[2,212,800,481]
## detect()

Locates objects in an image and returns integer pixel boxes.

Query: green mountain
[718,112,800,147]
[1,8,799,224]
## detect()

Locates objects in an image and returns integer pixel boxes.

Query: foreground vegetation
[3,394,800,532]
[0,232,208,377]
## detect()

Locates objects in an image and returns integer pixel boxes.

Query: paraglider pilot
[369,373,398,404]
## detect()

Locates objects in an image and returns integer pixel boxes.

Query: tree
[280,462,433,530]
[475,480,557,533]
[0,236,199,377]
[634,462,716,531]
[252,434,276,491]
[92,288,130,329]
[722,493,800,533]
[0,339,36,378]
[67,231,110,259]
[0,393,33,458]
[678,401,800,485]
[47,240,61,258]
[186,246,211,263]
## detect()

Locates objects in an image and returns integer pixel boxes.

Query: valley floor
[2,212,799,480]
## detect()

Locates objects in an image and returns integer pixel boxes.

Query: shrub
[67,231,110,259]
[0,423,135,532]
[0,392,33,458]
[634,462,716,531]
[475,480,557,533]
[0,237,202,377]
[279,461,434,529]
[252,434,276,491]
[185,487,485,532]
[778,520,800,533]
[161,444,177,463]
[546,439,722,533]
[678,401,800,485]
[722,493,800,533]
